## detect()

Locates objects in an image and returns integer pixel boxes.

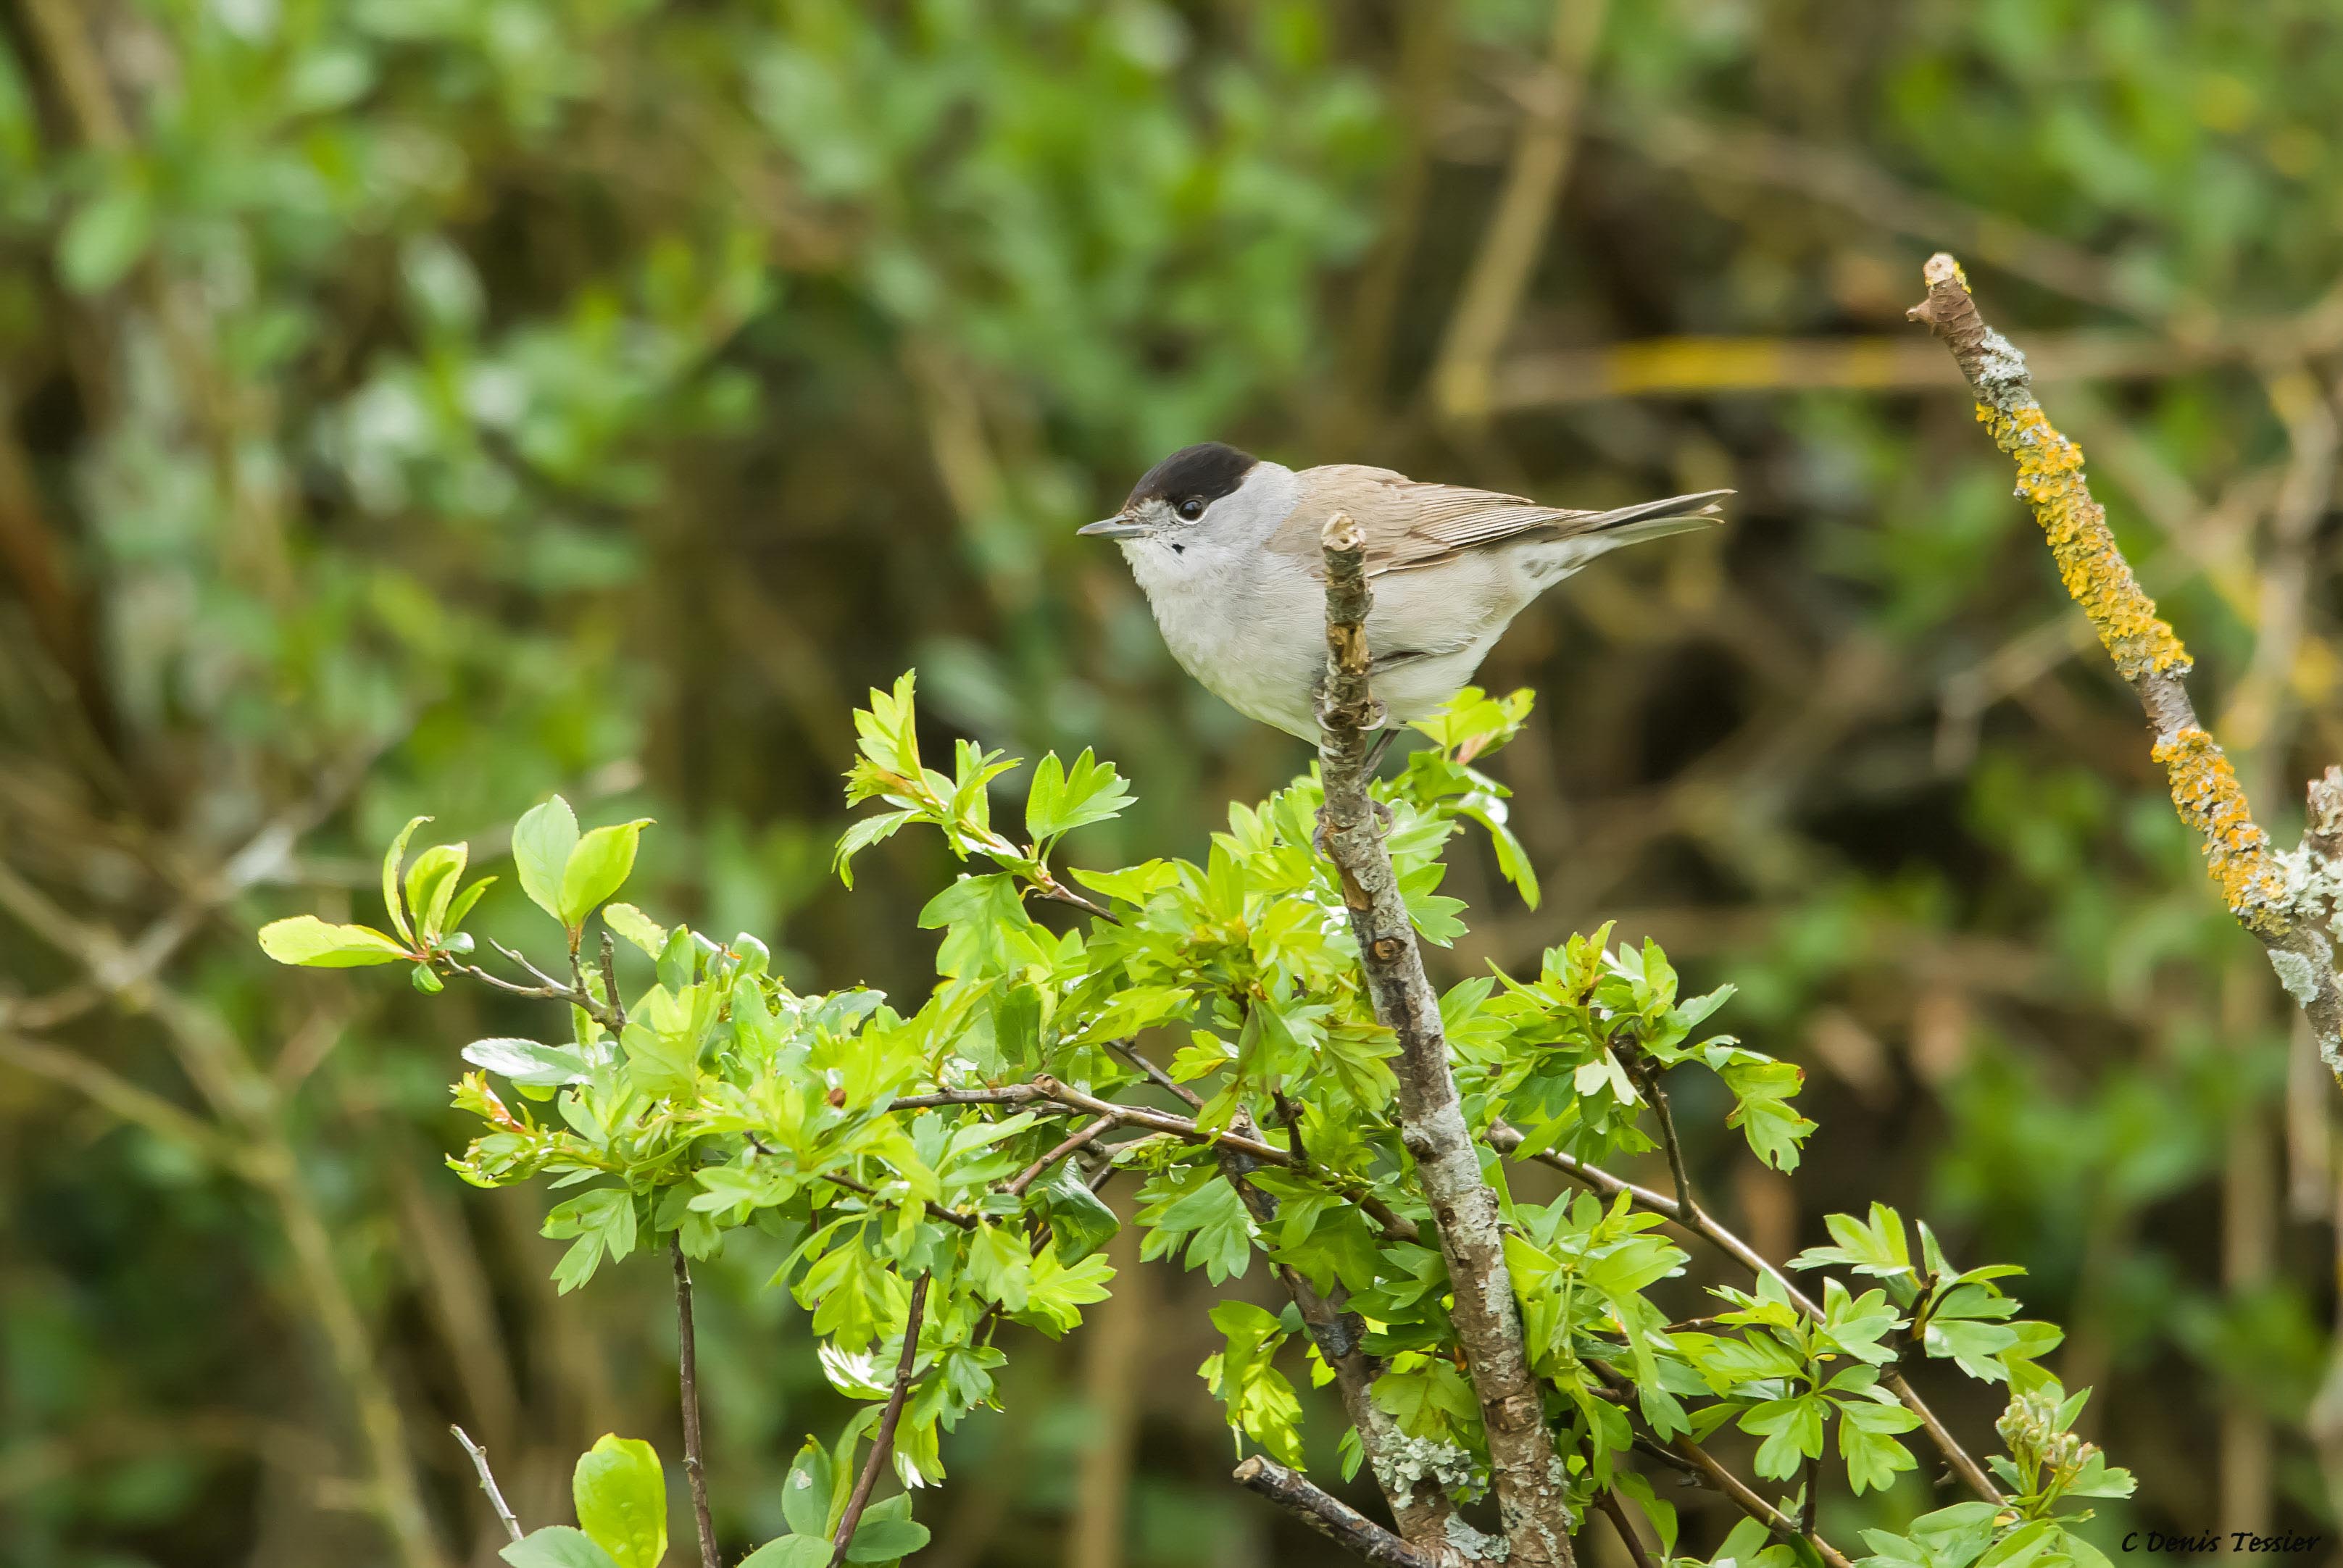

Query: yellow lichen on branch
[1976,402,2192,683]
[2150,725,2293,935]
[1911,251,2343,1078]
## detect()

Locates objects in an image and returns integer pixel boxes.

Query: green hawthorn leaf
[846,1516,931,1563]
[835,808,917,888]
[500,1527,623,1568]
[602,901,668,956]
[381,814,429,943]
[967,1221,1033,1311]
[1025,748,1134,843]
[444,875,496,933]
[515,796,580,922]
[1837,1398,1920,1494]
[781,1439,835,1539]
[404,841,467,943]
[1149,1178,1254,1284]
[463,1038,595,1086]
[560,820,653,928]
[257,916,411,967]
[737,1538,831,1568]
[572,1434,666,1568]
[543,1188,637,1293]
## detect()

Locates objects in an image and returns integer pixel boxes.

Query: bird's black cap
[1125,442,1257,509]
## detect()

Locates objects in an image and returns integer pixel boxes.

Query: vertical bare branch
[1316,512,1576,1567]
[673,1241,720,1568]
[1431,0,1613,421]
[830,1273,930,1568]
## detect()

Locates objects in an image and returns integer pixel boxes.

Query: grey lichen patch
[1442,1515,1511,1563]
[2269,946,2321,1006]
[1371,1433,1486,1503]
[1971,325,2036,414]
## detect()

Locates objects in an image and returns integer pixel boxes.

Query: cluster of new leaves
[260,673,2128,1566]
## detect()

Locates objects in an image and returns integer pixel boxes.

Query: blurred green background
[4,0,2341,1563]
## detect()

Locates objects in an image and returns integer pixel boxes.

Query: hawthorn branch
[1586,1360,1852,1568]
[1622,1049,1694,1216]
[1496,1126,2006,1506]
[1216,1136,1458,1549]
[1004,1113,1119,1197]
[1231,1456,1449,1568]
[1908,253,2343,1077]
[1315,512,1575,1567]
[830,1273,930,1568]
[1031,1075,1420,1243]
[672,1243,719,1568]
[1594,1488,1657,1568]
[449,1425,524,1543]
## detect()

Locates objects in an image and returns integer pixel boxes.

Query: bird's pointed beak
[1078,512,1146,540]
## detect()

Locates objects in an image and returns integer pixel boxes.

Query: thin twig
[1587,1361,1851,1568]
[672,1242,719,1568]
[820,1172,978,1231]
[600,931,628,1033]
[1594,1488,1657,1568]
[829,1273,930,1568]
[1493,1125,2007,1506]
[1230,1456,1447,1568]
[1004,1113,1119,1197]
[887,1084,1048,1112]
[1108,1038,1203,1109]
[1799,1449,1820,1539]
[449,1425,524,1543]
[1624,1050,1694,1216]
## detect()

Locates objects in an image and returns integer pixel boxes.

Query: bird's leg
[1362,727,1397,775]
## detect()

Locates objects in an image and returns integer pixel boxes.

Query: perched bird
[1080,442,1729,741]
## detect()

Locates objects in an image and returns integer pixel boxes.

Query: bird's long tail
[1582,488,1733,546]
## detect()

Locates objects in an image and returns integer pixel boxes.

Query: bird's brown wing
[1267,465,1728,577]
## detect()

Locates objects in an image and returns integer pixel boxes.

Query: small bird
[1080,443,1729,741]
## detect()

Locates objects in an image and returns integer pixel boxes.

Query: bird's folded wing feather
[1267,464,1724,577]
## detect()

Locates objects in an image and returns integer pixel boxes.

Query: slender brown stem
[672,1241,719,1568]
[820,1172,978,1231]
[830,1273,931,1568]
[1594,1488,1657,1568]
[1108,1038,1203,1109]
[599,931,628,1032]
[1494,1125,2007,1506]
[1626,1051,1694,1216]
[1005,1113,1120,1196]
[888,1084,1048,1111]
[450,1425,525,1543]
[1799,1448,1820,1538]
[1587,1360,1850,1568]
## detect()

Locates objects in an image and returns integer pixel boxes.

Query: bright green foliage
[496,1435,669,1568]
[259,677,2122,1563]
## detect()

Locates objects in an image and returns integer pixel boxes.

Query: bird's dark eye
[1175,497,1205,521]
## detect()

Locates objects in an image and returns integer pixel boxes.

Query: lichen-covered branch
[1909,252,2343,1077]
[1233,1456,1449,1568]
[1316,512,1578,1567]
